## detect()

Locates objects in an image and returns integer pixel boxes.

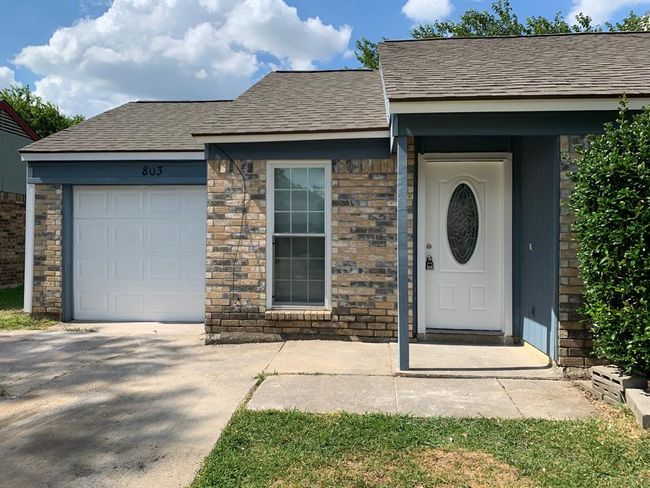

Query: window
[268,162,330,308]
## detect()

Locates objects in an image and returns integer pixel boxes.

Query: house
[19,32,650,370]
[0,101,38,288]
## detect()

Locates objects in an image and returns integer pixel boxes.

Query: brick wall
[31,184,63,318]
[558,135,598,368]
[0,191,25,288]
[205,152,415,343]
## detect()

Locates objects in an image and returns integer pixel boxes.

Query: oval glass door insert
[446,183,479,265]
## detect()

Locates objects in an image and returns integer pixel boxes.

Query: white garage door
[73,186,206,322]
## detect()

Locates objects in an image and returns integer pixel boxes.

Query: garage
[73,185,206,322]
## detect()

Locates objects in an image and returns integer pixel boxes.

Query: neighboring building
[0,101,38,288]
[19,32,650,370]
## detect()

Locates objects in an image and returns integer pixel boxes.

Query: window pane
[275,280,291,302]
[308,213,324,233]
[308,190,324,211]
[292,281,309,302]
[275,237,291,257]
[309,237,325,258]
[291,168,309,190]
[292,237,309,258]
[274,258,291,280]
[309,281,324,303]
[291,190,308,211]
[275,168,291,189]
[275,190,290,211]
[309,168,324,189]
[292,212,307,233]
[292,259,308,280]
[309,259,325,280]
[275,212,290,233]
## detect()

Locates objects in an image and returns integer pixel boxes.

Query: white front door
[423,158,510,331]
[73,186,206,322]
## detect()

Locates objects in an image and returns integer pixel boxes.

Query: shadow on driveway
[0,326,281,488]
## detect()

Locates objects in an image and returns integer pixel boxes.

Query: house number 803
[142,165,163,176]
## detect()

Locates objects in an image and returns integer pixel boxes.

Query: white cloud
[569,0,650,24]
[402,0,453,22]
[14,0,351,116]
[0,66,17,90]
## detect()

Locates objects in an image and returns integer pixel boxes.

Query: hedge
[570,103,650,376]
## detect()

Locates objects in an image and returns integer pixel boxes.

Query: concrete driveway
[0,323,282,488]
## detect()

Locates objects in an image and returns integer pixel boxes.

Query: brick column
[558,136,599,368]
[31,184,63,318]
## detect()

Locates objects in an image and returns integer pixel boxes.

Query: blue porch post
[396,135,409,371]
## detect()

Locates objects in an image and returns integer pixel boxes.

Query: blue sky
[1,0,648,116]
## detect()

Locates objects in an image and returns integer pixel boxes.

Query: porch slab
[248,374,596,420]
[264,340,393,376]
[390,342,561,379]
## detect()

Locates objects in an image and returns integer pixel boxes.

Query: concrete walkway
[0,323,282,488]
[250,340,596,419]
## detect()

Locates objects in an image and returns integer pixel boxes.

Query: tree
[0,85,84,139]
[570,104,650,375]
[355,0,648,68]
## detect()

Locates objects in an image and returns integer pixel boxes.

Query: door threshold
[420,328,515,346]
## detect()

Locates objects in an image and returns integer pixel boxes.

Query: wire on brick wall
[214,145,248,309]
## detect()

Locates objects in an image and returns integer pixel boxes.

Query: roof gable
[0,101,39,141]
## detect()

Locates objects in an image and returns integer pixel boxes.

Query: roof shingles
[193,70,388,136]
[379,32,650,101]
[21,100,230,153]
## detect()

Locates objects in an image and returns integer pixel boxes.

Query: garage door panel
[114,225,145,246]
[115,259,144,280]
[113,191,144,212]
[77,259,109,280]
[150,223,180,245]
[77,223,109,246]
[114,294,145,314]
[77,292,109,314]
[73,186,206,322]
[75,190,109,217]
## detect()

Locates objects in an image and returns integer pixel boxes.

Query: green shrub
[570,103,650,376]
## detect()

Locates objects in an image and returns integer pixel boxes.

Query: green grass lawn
[192,407,650,488]
[0,286,58,330]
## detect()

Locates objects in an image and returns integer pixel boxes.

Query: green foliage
[355,0,648,68]
[570,104,650,375]
[0,85,84,139]
[606,11,650,31]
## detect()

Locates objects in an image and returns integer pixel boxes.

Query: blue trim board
[28,160,206,185]
[398,111,622,137]
[396,135,410,370]
[62,185,73,321]
[207,138,390,161]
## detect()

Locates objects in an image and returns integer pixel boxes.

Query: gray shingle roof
[193,70,388,136]
[379,32,650,101]
[21,100,230,153]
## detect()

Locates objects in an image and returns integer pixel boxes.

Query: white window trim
[266,160,332,310]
